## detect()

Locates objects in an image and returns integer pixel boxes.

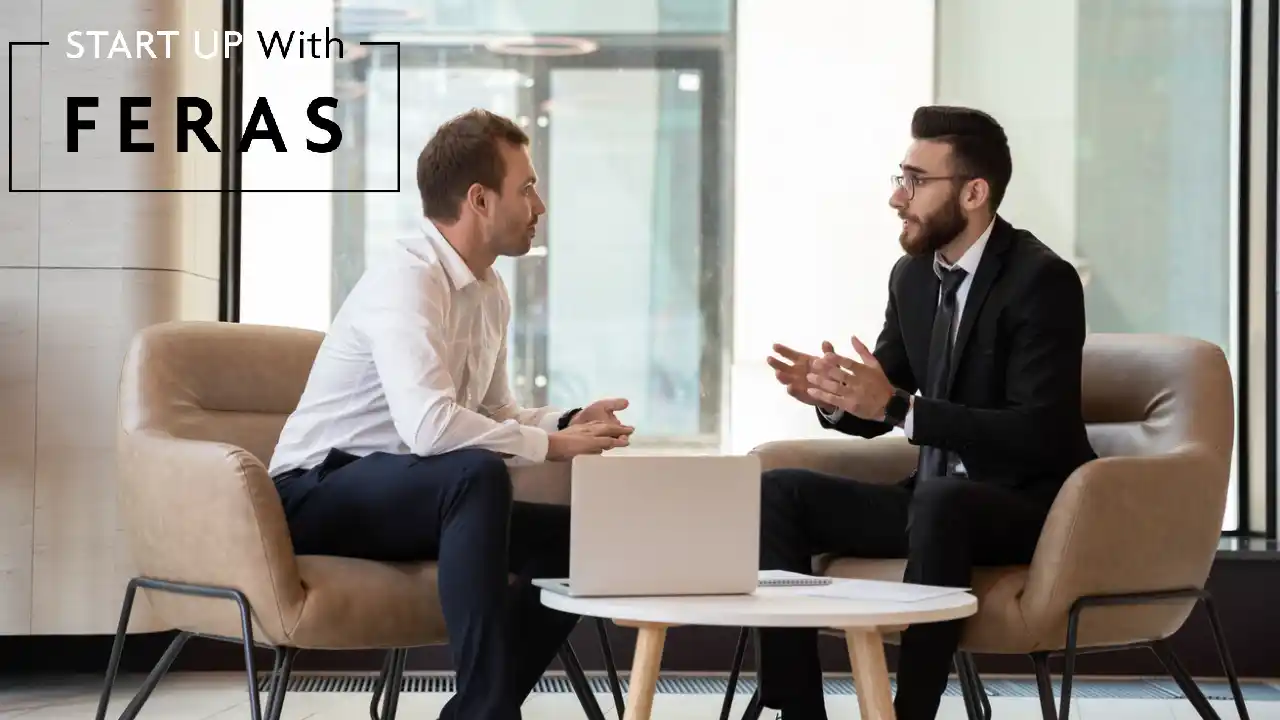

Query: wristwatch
[882,389,912,427]
[557,408,582,430]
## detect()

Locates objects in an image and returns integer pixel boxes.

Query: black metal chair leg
[595,618,626,717]
[739,688,764,720]
[1204,595,1252,720]
[1152,641,1224,720]
[264,647,298,720]
[266,647,287,686]
[369,653,388,720]
[955,654,974,720]
[1043,589,1251,720]
[720,628,750,720]
[966,653,992,720]
[738,629,765,720]
[1031,652,1057,720]
[98,577,264,720]
[378,648,408,720]
[956,653,982,720]
[98,580,190,720]
[1057,607,1081,720]
[263,649,286,719]
[228,585,267,720]
[369,650,398,720]
[96,579,140,720]
[117,631,190,720]
[560,643,607,720]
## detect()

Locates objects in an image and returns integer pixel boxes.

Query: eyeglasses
[890,173,969,200]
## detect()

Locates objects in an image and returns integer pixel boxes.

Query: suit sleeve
[908,257,1086,468]
[818,256,919,438]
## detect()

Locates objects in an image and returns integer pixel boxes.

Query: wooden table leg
[618,622,667,720]
[845,628,895,720]
[846,641,871,720]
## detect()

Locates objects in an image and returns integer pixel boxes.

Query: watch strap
[557,408,582,430]
[883,389,911,427]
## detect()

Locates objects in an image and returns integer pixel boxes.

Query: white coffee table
[540,584,977,720]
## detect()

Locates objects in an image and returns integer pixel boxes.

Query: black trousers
[757,468,1056,720]
[273,447,578,720]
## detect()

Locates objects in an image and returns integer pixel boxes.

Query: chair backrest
[119,320,323,465]
[1080,333,1234,470]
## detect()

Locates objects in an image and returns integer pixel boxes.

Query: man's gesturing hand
[805,336,895,421]
[767,341,838,412]
[572,397,630,425]
[547,421,635,461]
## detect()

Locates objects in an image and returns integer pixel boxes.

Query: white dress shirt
[824,218,995,443]
[267,222,564,477]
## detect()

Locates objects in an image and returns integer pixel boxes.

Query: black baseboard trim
[3,556,1276,680]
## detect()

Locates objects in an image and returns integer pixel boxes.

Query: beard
[898,194,967,257]
[492,215,537,256]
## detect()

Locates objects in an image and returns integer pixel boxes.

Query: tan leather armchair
[101,320,612,720]
[727,334,1250,720]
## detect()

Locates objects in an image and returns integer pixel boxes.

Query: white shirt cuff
[517,424,550,463]
[822,406,910,436]
[538,410,566,434]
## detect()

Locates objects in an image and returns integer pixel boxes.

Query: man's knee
[445,448,513,509]
[759,469,809,561]
[911,476,976,506]
[761,467,805,505]
[907,476,973,533]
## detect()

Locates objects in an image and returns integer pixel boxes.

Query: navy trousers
[273,447,577,720]
[756,468,1054,720]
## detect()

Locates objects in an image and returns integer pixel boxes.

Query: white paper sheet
[795,578,969,603]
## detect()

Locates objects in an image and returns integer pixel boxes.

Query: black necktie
[918,266,968,482]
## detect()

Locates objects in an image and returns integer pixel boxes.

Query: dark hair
[416,109,530,223]
[911,105,1012,211]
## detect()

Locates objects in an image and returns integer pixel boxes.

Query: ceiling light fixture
[484,36,599,57]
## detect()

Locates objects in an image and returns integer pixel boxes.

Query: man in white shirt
[755,106,1094,720]
[267,109,635,720]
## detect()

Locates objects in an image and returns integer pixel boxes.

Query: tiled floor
[1,672,1272,719]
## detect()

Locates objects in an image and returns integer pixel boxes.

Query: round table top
[539,585,977,628]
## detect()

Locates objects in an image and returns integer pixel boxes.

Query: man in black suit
[756,105,1097,720]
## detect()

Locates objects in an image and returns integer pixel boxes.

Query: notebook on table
[759,570,970,603]
[757,570,834,587]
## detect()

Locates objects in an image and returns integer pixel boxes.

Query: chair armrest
[1019,450,1227,643]
[117,428,305,639]
[510,460,573,505]
[750,436,917,485]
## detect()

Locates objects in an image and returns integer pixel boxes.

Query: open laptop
[534,453,761,598]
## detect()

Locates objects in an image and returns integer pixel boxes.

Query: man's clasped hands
[545,397,636,461]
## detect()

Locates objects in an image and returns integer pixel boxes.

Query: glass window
[935,0,1243,529]
[240,0,733,449]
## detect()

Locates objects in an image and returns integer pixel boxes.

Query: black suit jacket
[821,216,1097,496]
